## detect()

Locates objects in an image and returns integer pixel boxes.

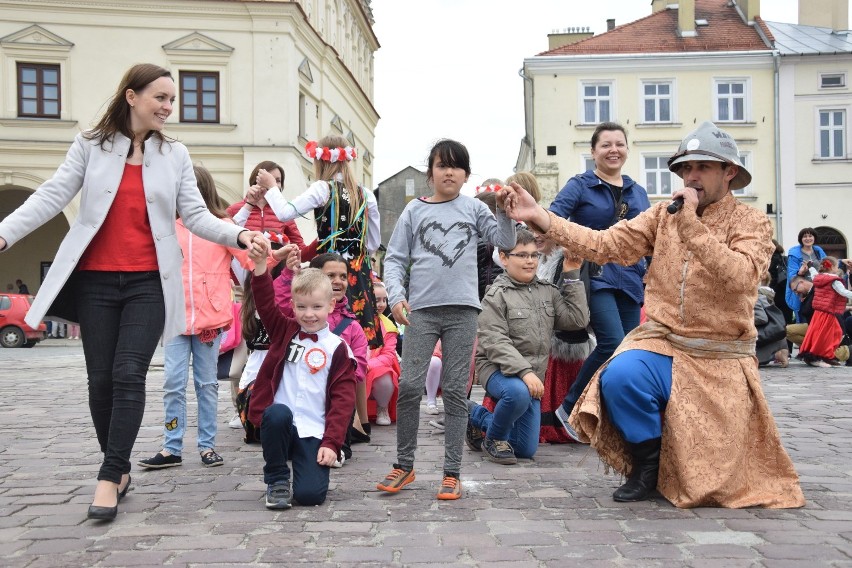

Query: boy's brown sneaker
[376,465,415,493]
[436,474,462,500]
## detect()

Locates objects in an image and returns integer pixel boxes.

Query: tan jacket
[550,195,804,509]
[475,271,588,390]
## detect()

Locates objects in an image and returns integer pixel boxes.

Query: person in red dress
[798,257,852,367]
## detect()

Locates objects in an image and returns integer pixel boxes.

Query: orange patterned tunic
[544,193,805,509]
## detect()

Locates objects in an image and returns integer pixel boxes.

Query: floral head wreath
[305,141,357,163]
[821,258,834,271]
[475,184,502,194]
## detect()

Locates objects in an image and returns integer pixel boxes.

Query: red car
[0,293,47,348]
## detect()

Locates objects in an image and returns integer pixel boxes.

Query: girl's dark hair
[241,272,257,342]
[193,164,228,218]
[798,227,817,245]
[426,139,471,182]
[248,160,284,188]
[772,238,784,255]
[84,63,173,159]
[591,122,628,149]
[310,252,347,269]
[240,264,285,342]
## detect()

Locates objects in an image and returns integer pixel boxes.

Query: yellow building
[770,1,852,255]
[518,0,777,221]
[0,0,379,292]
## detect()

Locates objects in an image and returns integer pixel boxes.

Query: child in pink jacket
[139,165,256,470]
[367,282,401,425]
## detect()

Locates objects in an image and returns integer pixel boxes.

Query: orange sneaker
[436,474,462,500]
[376,465,415,493]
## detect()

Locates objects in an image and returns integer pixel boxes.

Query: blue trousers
[162,333,222,456]
[563,289,641,412]
[599,350,672,444]
[471,371,541,459]
[260,404,330,506]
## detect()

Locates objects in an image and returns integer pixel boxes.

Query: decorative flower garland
[475,184,502,194]
[305,141,357,163]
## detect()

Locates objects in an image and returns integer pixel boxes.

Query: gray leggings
[396,305,478,475]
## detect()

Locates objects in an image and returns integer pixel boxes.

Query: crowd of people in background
[1,62,829,521]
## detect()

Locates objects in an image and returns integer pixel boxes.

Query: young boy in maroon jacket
[246,239,356,509]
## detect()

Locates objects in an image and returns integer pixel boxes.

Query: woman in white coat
[0,63,263,521]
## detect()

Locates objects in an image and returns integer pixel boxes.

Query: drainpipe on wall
[518,66,535,171]
[773,51,782,240]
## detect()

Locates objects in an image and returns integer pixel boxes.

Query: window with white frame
[581,82,611,124]
[714,79,747,122]
[818,109,845,158]
[820,73,846,89]
[582,155,595,172]
[298,92,307,139]
[642,82,672,123]
[643,155,675,196]
[732,152,751,196]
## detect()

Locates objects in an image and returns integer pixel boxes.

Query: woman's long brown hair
[84,63,172,158]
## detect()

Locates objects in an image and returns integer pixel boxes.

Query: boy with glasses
[466,229,589,464]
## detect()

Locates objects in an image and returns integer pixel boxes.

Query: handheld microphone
[666,197,684,214]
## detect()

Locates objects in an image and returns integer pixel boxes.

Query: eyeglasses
[505,252,542,260]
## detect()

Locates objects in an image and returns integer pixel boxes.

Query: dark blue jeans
[471,371,541,459]
[75,271,165,484]
[563,288,641,413]
[260,404,330,506]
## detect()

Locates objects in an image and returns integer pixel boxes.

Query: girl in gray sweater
[377,139,516,500]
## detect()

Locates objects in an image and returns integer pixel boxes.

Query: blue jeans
[600,350,672,443]
[75,271,165,484]
[563,288,641,412]
[260,404,330,506]
[471,371,541,459]
[162,333,221,455]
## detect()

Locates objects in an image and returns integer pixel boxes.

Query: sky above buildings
[370,0,805,193]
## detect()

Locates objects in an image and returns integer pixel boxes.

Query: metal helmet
[667,121,752,190]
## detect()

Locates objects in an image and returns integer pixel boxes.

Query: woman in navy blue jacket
[549,123,650,435]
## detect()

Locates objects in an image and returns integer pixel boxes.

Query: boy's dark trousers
[260,404,330,506]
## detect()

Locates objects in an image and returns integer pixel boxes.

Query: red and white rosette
[304,347,328,374]
[476,184,502,194]
[305,141,357,163]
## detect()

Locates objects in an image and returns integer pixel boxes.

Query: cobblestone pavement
[1,339,851,567]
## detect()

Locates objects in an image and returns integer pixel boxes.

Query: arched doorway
[0,187,69,295]
[814,226,847,260]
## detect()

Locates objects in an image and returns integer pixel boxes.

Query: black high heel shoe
[118,475,131,502]
[87,489,119,521]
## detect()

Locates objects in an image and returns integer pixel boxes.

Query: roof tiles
[540,0,771,56]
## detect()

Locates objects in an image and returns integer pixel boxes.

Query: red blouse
[78,163,158,271]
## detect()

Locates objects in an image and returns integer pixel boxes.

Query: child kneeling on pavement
[467,229,589,464]
[245,238,356,509]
